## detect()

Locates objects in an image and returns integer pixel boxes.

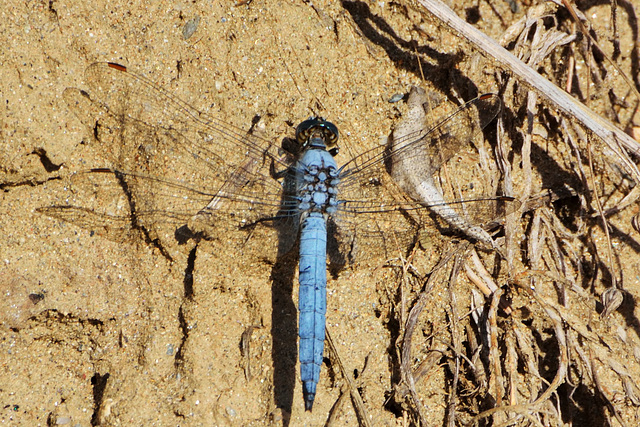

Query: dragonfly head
[296,117,339,156]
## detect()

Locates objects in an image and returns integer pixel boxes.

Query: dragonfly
[40,62,509,411]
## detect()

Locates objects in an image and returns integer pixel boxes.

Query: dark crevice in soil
[174,244,197,368]
[32,148,62,172]
[90,372,110,426]
[183,245,197,300]
[0,175,61,190]
[111,170,174,263]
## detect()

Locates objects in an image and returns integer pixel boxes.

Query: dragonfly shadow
[270,161,302,419]
[269,230,298,422]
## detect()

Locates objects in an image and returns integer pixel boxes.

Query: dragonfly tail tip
[304,395,315,412]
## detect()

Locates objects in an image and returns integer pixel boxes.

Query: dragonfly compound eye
[295,117,340,148]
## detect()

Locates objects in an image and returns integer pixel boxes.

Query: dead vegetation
[348,1,640,425]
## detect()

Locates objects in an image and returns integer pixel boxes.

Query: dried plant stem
[325,326,372,427]
[487,288,505,415]
[400,243,469,424]
[560,0,640,100]
[586,140,619,288]
[417,0,640,183]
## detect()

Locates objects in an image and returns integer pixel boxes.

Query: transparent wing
[83,62,291,172]
[57,63,300,243]
[44,62,513,263]
[330,93,510,255]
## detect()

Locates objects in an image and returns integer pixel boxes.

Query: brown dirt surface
[3,0,640,425]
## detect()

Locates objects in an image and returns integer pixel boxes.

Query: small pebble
[388,93,404,103]
[183,16,200,40]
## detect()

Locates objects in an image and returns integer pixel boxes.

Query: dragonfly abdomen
[298,212,328,412]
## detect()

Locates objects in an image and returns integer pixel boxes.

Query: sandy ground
[3,0,640,425]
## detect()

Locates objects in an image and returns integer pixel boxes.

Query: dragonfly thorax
[296,150,340,216]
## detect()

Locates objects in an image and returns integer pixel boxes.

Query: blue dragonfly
[40,62,507,411]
